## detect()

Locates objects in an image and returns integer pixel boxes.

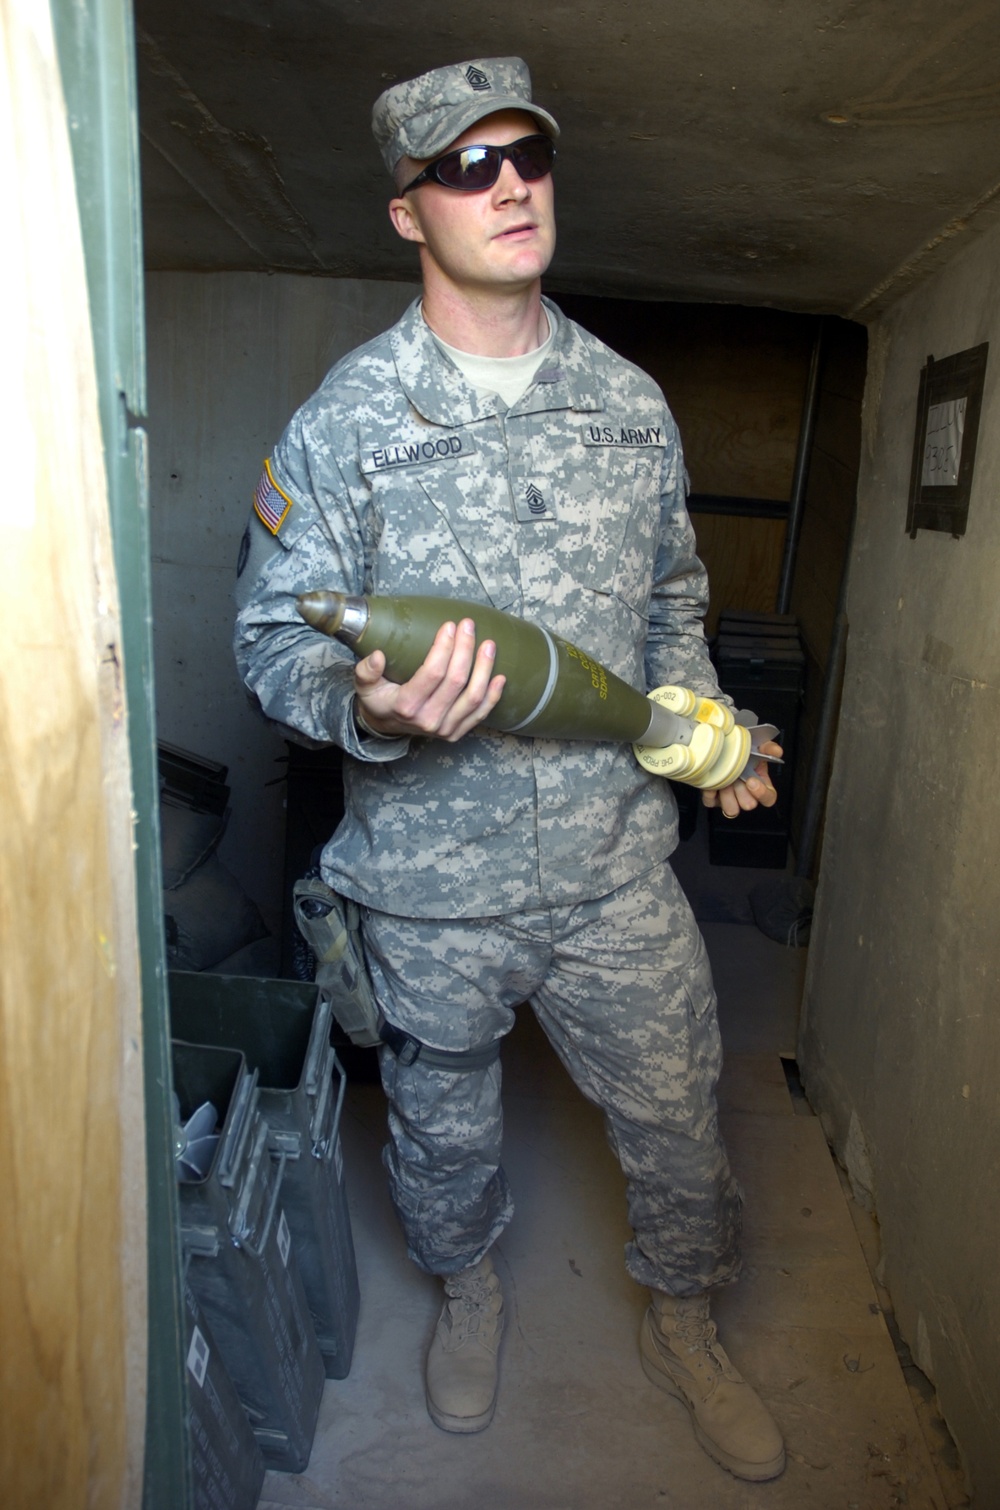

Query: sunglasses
[401,134,556,195]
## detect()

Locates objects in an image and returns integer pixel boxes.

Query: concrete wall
[147,273,419,935]
[799,220,1000,1499]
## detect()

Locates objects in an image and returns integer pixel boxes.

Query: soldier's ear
[388,196,426,246]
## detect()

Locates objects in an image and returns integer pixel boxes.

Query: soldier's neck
[420,279,547,358]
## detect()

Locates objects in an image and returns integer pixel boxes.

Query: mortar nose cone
[297,590,346,635]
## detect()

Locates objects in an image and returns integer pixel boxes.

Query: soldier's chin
[492,244,555,283]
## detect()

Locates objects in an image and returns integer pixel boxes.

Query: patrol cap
[372,57,560,175]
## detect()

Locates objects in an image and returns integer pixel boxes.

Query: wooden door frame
[52,0,190,1503]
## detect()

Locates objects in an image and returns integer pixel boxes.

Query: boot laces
[660,1299,740,1386]
[673,1298,718,1349]
[443,1268,498,1340]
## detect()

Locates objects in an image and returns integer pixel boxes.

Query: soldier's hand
[353,617,507,741]
[701,740,783,818]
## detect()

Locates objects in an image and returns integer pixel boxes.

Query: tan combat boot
[425,1253,504,1433]
[641,1292,785,1481]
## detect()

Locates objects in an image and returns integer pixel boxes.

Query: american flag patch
[253,459,294,535]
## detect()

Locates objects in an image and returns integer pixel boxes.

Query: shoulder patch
[253,458,295,535]
[583,423,664,447]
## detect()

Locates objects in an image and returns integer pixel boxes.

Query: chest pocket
[368,462,520,611]
[583,451,662,615]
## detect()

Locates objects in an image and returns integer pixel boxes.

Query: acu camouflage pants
[361,861,742,1297]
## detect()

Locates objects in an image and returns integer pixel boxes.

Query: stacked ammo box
[170,974,361,1510]
[709,609,805,869]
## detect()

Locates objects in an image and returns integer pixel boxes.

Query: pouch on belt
[293,876,382,1048]
[292,875,500,1073]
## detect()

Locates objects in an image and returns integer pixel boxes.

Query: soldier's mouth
[497,221,537,239]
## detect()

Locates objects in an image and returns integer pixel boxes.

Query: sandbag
[164,852,269,971]
[160,794,228,890]
[749,878,814,947]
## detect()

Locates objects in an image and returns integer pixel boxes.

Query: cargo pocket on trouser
[605,932,741,1293]
[610,927,723,1141]
[378,1050,514,1275]
[678,931,724,1123]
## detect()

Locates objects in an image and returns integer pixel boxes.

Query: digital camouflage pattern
[371,56,560,175]
[234,297,728,920]
[234,295,740,1293]
[368,864,742,1292]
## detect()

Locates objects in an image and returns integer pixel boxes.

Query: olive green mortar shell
[297,590,685,747]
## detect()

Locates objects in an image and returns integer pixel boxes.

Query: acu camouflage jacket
[234,298,723,919]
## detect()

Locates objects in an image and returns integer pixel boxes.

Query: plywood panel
[0,2,145,1504]
[692,514,788,636]
[554,297,815,637]
[556,297,814,503]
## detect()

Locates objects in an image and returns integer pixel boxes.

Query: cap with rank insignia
[372,57,559,175]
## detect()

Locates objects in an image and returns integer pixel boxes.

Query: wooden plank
[0,1,146,1504]
[557,296,814,505]
[692,514,789,636]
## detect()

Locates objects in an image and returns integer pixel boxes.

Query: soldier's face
[389,110,556,293]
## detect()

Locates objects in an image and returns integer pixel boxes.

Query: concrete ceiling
[135,0,1000,318]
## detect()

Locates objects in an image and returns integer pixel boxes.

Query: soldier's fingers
[415,620,461,689]
[459,639,501,707]
[407,619,484,720]
[443,672,507,741]
[713,783,742,818]
[388,620,488,733]
[734,780,759,811]
[388,621,461,719]
[353,647,387,691]
[744,766,777,807]
[435,638,502,737]
[441,618,482,696]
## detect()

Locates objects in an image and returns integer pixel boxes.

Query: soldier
[235,56,785,1481]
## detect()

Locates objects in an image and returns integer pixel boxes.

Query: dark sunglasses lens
[430,137,554,191]
[437,146,502,190]
[510,137,554,180]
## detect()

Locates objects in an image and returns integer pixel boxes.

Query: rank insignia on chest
[253,458,295,534]
[513,481,553,523]
[583,423,664,447]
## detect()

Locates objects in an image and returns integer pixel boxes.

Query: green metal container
[182,1273,264,1510]
[170,974,360,1380]
[172,1040,325,1473]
